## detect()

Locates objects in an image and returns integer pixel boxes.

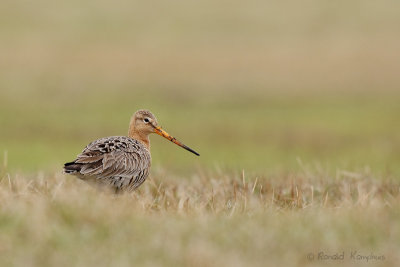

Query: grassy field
[1,0,400,266]
[0,169,399,266]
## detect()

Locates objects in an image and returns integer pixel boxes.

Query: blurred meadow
[1,0,400,266]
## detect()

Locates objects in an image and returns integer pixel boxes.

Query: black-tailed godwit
[64,110,199,192]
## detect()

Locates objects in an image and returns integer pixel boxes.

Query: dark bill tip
[183,144,200,156]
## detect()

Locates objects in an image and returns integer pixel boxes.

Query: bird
[63,109,199,193]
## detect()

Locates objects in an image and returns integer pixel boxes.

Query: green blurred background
[1,0,399,174]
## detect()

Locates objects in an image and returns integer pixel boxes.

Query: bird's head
[132,109,159,135]
[129,109,199,156]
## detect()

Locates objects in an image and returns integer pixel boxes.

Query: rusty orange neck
[129,128,150,149]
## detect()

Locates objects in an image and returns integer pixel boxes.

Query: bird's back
[64,136,151,192]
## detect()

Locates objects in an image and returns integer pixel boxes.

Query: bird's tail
[63,161,82,174]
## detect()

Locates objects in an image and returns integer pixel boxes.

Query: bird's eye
[143,118,150,123]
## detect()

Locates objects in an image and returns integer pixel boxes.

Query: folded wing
[64,136,151,191]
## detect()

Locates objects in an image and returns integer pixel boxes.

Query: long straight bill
[154,126,200,156]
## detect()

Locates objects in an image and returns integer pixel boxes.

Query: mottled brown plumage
[64,110,199,193]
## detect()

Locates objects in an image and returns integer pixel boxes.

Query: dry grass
[3,167,399,214]
[1,167,399,266]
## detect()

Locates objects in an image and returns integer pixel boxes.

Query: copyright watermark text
[307,251,385,262]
